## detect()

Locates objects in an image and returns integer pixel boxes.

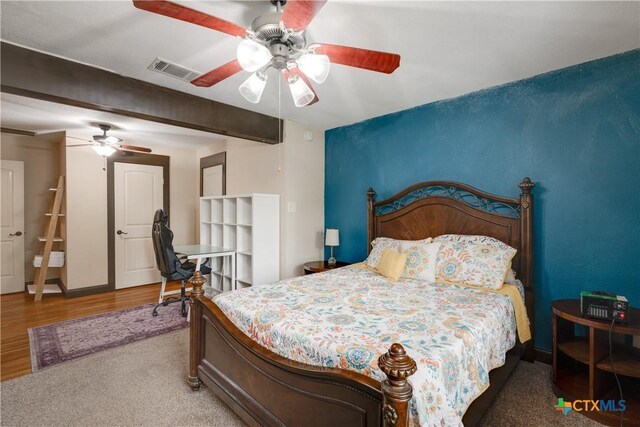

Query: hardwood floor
[0,282,183,382]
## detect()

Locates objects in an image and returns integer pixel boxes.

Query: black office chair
[151,209,210,317]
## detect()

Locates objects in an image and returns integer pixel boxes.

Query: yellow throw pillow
[377,248,407,282]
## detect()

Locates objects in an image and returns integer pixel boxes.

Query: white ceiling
[1,1,639,132]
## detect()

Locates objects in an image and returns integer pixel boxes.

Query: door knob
[116,230,128,235]
[9,231,23,237]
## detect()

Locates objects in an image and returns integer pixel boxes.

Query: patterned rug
[28,303,188,372]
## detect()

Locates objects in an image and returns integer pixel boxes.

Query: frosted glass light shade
[239,71,268,104]
[325,228,339,246]
[103,135,121,144]
[297,53,330,84]
[92,144,116,157]
[237,39,272,72]
[288,76,315,107]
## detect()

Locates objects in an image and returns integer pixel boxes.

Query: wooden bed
[187,177,535,427]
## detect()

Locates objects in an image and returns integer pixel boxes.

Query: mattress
[213,265,518,427]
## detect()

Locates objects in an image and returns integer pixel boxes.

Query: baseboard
[63,284,110,298]
[535,348,552,365]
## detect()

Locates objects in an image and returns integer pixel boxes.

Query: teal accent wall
[325,50,640,351]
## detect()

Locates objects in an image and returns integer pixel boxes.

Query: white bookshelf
[200,194,279,291]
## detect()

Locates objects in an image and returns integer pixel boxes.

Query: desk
[174,245,236,293]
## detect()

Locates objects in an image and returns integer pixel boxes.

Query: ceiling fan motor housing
[251,11,305,70]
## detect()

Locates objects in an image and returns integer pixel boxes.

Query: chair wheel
[152,311,159,317]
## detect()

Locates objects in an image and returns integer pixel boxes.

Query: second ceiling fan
[133,0,401,107]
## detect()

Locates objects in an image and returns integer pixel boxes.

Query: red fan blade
[314,44,400,74]
[191,60,243,87]
[285,68,319,106]
[133,1,246,37]
[281,0,327,31]
[118,144,152,153]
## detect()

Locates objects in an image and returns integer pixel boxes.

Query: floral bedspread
[213,265,517,427]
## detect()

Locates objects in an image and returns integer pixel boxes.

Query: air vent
[148,58,201,82]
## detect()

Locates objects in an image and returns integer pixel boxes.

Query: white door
[114,163,163,289]
[1,160,25,294]
[203,165,223,197]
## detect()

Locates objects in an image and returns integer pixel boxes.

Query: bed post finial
[378,343,417,427]
[187,271,207,390]
[518,177,535,362]
[367,188,376,253]
[519,177,534,196]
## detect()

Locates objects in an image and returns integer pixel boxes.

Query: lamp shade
[325,229,339,247]
[239,71,267,103]
[288,75,315,107]
[298,53,330,84]
[92,144,116,157]
[237,39,272,72]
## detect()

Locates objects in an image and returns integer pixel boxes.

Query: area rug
[28,302,188,372]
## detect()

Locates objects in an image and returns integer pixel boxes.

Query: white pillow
[400,241,441,282]
[365,237,433,269]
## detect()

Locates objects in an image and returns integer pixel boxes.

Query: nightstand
[303,261,351,275]
[552,299,640,425]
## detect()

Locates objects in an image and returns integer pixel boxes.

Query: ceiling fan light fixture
[103,135,122,144]
[288,75,315,107]
[92,143,116,157]
[237,39,272,72]
[297,53,330,84]
[239,71,268,103]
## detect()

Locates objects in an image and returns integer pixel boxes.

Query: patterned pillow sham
[400,241,441,282]
[365,237,433,269]
[435,241,516,290]
[434,234,514,252]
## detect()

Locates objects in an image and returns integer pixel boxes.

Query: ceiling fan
[133,0,401,107]
[67,124,152,157]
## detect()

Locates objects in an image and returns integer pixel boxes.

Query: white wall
[197,119,325,279]
[0,132,64,283]
[62,135,199,290]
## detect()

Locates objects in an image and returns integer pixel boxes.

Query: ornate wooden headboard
[366,178,535,360]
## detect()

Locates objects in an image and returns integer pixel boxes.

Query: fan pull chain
[277,70,282,173]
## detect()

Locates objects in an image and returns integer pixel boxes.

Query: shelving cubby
[199,194,279,291]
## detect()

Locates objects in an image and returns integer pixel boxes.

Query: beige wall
[0,132,64,283]
[63,143,108,289]
[281,121,325,278]
[197,119,325,279]
[61,135,199,290]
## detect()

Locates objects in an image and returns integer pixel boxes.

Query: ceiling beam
[1,127,38,137]
[0,42,282,144]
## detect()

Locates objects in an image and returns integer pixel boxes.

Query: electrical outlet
[287,202,297,213]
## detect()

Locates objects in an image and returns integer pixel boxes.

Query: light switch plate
[287,202,297,213]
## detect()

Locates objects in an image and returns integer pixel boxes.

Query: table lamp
[325,228,339,266]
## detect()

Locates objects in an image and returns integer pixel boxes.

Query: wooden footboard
[187,271,417,427]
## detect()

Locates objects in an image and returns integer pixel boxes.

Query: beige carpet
[1,330,602,426]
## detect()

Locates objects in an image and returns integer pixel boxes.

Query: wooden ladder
[31,176,65,301]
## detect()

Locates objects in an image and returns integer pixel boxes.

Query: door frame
[200,152,226,196]
[107,152,169,291]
